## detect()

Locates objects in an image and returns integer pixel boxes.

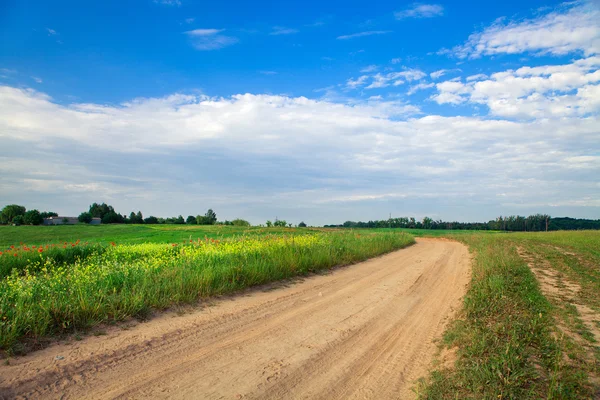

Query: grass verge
[418,234,593,399]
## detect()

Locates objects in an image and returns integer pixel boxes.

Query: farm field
[0,226,599,399]
[0,237,470,399]
[0,226,414,352]
[0,224,304,247]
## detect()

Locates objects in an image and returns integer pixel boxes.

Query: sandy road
[0,238,471,400]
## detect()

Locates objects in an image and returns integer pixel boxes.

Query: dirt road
[0,238,471,400]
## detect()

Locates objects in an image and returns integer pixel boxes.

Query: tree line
[324,214,600,231]
[0,205,57,225]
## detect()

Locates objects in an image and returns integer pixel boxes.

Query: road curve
[0,238,471,400]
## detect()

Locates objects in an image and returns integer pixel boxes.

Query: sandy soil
[0,238,471,400]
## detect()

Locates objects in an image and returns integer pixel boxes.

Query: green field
[1,225,599,398]
[0,224,303,248]
[419,231,600,399]
[0,226,414,352]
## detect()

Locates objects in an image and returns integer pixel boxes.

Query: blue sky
[1,0,599,224]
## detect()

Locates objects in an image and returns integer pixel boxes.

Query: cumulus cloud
[1,85,597,222]
[395,3,444,19]
[430,56,600,118]
[337,31,392,40]
[444,1,600,58]
[184,29,238,50]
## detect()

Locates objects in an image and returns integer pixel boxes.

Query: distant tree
[78,212,93,224]
[1,204,26,224]
[422,216,433,229]
[196,215,208,225]
[273,219,287,227]
[136,211,143,224]
[89,203,115,220]
[40,211,58,219]
[144,216,159,224]
[12,215,24,225]
[24,209,43,225]
[186,215,197,224]
[265,220,273,227]
[298,221,307,228]
[231,218,250,226]
[205,209,217,225]
[175,215,185,224]
[101,211,124,224]
[129,212,136,224]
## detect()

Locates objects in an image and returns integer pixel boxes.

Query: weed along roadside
[0,230,414,353]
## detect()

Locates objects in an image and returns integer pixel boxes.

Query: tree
[196,215,209,225]
[298,221,307,228]
[40,211,58,219]
[89,203,115,219]
[12,215,24,225]
[231,218,250,226]
[1,204,26,224]
[136,211,143,224]
[205,209,217,225]
[144,216,159,224]
[265,220,273,227]
[78,212,93,224]
[186,215,197,224]
[24,209,44,225]
[102,211,124,224]
[176,215,185,224]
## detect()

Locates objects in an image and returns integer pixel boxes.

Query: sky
[0,0,599,225]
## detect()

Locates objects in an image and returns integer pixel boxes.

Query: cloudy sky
[0,0,599,225]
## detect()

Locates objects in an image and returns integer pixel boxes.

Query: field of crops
[0,227,414,351]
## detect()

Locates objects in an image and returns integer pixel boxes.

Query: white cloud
[184,29,238,50]
[154,0,181,5]
[259,71,277,75]
[407,82,435,95]
[430,69,447,79]
[467,73,488,81]
[270,26,299,35]
[446,2,600,58]
[0,85,598,222]
[391,58,402,64]
[46,28,57,36]
[395,3,444,19]
[349,68,427,90]
[431,56,600,118]
[337,31,392,40]
[346,75,369,88]
[31,76,42,84]
[185,18,195,24]
[1,85,598,222]
[360,65,378,73]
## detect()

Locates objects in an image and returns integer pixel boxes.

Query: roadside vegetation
[418,231,600,399]
[0,229,414,353]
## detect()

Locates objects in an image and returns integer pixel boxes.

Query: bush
[78,212,93,224]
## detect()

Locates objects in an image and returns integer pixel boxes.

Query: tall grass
[0,231,414,351]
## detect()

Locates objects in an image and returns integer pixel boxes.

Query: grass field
[0,226,414,353]
[2,225,599,398]
[0,224,301,247]
[419,231,600,399]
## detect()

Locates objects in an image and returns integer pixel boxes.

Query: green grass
[419,231,600,399]
[0,224,305,248]
[0,230,415,353]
